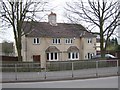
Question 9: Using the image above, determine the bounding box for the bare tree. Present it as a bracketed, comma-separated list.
[0, 0, 48, 61]
[65, 0, 120, 57]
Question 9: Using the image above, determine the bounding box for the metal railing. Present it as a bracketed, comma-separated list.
[1, 59, 119, 82]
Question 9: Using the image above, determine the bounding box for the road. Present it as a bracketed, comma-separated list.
[2, 76, 118, 88]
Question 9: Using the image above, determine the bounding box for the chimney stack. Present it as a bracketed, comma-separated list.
[48, 12, 57, 26]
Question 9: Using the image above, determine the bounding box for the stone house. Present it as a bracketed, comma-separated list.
[21, 12, 96, 67]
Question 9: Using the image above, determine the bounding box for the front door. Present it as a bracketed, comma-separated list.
[33, 55, 41, 62]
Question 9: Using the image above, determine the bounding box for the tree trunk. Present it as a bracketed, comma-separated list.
[18, 31, 22, 61]
[100, 19, 105, 58]
[16, 35, 22, 61]
[18, 47, 22, 61]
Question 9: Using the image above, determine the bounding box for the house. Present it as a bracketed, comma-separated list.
[96, 38, 105, 54]
[22, 12, 96, 67]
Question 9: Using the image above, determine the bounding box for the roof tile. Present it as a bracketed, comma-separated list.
[23, 22, 96, 38]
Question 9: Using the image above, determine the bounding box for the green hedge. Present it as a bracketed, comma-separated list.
[47, 60, 117, 71]
[2, 60, 118, 72]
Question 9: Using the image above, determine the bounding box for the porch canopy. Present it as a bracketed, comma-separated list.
[45, 46, 60, 53]
[67, 46, 79, 52]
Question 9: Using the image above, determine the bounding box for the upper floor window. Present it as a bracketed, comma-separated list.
[33, 38, 40, 44]
[52, 38, 61, 44]
[88, 38, 92, 44]
[65, 38, 73, 44]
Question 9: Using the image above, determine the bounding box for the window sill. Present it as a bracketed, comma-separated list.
[33, 43, 40, 45]
[68, 59, 79, 60]
[48, 60, 59, 61]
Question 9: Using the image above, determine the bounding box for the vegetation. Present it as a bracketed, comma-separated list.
[117, 45, 120, 50]
[0, 0, 48, 61]
[2, 61, 42, 72]
[47, 60, 117, 71]
[106, 37, 119, 51]
[65, 0, 120, 57]
[2, 60, 117, 72]
[2, 41, 14, 56]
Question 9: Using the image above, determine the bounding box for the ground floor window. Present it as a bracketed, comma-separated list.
[68, 52, 79, 60]
[87, 53, 94, 59]
[47, 52, 59, 61]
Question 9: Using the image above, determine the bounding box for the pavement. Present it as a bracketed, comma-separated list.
[2, 67, 118, 82]
[2, 76, 119, 88]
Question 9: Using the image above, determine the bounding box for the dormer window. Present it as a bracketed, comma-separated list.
[33, 38, 40, 44]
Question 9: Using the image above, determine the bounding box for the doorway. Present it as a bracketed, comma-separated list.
[33, 55, 41, 62]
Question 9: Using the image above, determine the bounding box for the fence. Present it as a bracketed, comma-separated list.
[1, 59, 119, 82]
[0, 56, 18, 62]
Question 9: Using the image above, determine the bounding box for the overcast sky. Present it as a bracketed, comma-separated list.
[1, 0, 81, 42]
[0, 0, 72, 42]
[0, 0, 119, 43]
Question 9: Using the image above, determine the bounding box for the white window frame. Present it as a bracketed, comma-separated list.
[52, 38, 61, 44]
[47, 52, 59, 61]
[87, 53, 94, 59]
[87, 38, 92, 44]
[33, 38, 40, 44]
[65, 38, 73, 44]
[68, 52, 79, 60]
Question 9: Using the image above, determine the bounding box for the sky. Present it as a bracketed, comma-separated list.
[0, 0, 72, 42]
[0, 0, 119, 43]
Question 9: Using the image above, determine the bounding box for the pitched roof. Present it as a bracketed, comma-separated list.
[45, 46, 60, 53]
[23, 22, 96, 38]
[67, 46, 79, 52]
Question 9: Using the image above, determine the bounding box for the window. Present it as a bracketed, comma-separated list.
[88, 38, 92, 44]
[33, 38, 40, 44]
[88, 53, 90, 59]
[87, 53, 94, 59]
[51, 53, 53, 60]
[65, 38, 73, 44]
[47, 53, 49, 60]
[55, 53, 57, 59]
[52, 38, 61, 44]
[47, 52, 59, 61]
[68, 52, 79, 60]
